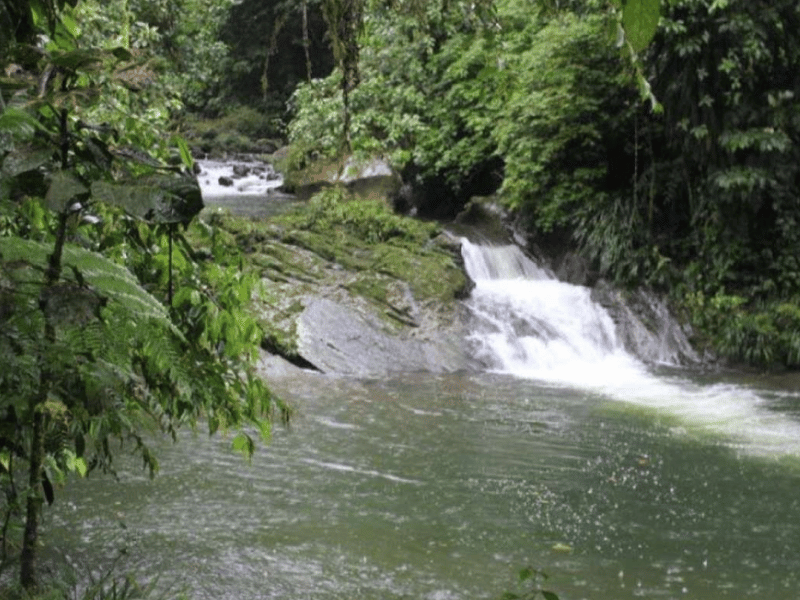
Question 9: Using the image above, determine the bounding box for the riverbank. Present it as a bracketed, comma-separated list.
[190, 185, 472, 376]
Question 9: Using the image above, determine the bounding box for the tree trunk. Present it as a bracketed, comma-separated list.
[302, 0, 312, 82]
[20, 108, 71, 591]
[322, 0, 363, 154]
[19, 410, 45, 590]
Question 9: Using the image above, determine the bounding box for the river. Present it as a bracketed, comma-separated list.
[42, 180, 800, 600]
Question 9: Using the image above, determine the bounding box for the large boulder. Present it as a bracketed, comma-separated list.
[280, 155, 402, 200]
[295, 298, 469, 376]
[591, 282, 699, 365]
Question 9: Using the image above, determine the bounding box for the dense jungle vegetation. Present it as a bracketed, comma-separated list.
[1, 0, 799, 596]
[281, 0, 800, 369]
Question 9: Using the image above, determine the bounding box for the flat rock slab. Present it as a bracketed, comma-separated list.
[296, 298, 468, 376]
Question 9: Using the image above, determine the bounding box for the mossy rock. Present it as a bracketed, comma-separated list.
[188, 187, 470, 373]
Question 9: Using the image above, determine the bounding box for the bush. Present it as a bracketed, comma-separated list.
[287, 186, 438, 245]
[682, 291, 800, 368]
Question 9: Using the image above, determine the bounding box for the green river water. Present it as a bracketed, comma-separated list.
[45, 369, 800, 600]
[39, 180, 800, 599]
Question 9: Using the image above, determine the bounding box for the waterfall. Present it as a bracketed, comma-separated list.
[461, 239, 642, 385]
[461, 239, 800, 457]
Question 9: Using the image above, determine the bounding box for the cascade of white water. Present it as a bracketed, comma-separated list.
[462, 239, 642, 385]
[461, 238, 800, 457]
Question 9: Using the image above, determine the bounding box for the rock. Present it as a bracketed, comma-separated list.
[591, 281, 699, 365]
[454, 196, 512, 243]
[295, 298, 469, 376]
[280, 155, 402, 200]
[552, 251, 592, 287]
[218, 176, 234, 187]
[255, 139, 279, 154]
[232, 164, 251, 177]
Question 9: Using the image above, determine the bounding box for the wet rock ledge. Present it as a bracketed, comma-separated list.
[192, 187, 474, 378]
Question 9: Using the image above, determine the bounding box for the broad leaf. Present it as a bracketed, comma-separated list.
[0, 107, 45, 139]
[45, 170, 87, 212]
[622, 0, 660, 53]
[92, 174, 203, 224]
[0, 237, 173, 326]
[1, 144, 53, 176]
[49, 48, 105, 71]
[111, 47, 133, 61]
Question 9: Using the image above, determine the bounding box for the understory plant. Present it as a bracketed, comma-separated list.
[1, 0, 284, 590]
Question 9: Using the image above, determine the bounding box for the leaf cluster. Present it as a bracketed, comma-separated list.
[1, 0, 283, 586]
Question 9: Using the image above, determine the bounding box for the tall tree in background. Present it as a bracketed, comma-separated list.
[320, 0, 364, 153]
[221, 0, 333, 110]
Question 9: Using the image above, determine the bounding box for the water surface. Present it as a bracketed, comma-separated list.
[47, 370, 800, 600]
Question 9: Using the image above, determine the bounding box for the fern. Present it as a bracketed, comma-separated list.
[0, 237, 173, 327]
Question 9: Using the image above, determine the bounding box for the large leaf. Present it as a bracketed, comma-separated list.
[0, 237, 173, 326]
[1, 144, 53, 176]
[92, 174, 204, 224]
[622, 0, 660, 53]
[45, 170, 87, 212]
[48, 48, 105, 71]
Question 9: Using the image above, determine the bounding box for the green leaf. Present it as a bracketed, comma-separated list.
[111, 47, 133, 61]
[2, 145, 52, 176]
[171, 135, 195, 170]
[49, 48, 105, 71]
[0, 237, 174, 326]
[42, 471, 54, 505]
[0, 107, 46, 138]
[622, 0, 661, 53]
[92, 174, 203, 224]
[45, 170, 87, 212]
[541, 592, 560, 600]
[67, 454, 88, 477]
[518, 567, 535, 582]
[232, 432, 255, 459]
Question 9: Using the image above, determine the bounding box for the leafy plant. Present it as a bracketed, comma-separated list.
[1, 1, 282, 591]
[498, 567, 560, 600]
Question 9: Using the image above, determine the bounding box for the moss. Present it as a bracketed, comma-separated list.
[181, 106, 282, 156]
[187, 187, 468, 364]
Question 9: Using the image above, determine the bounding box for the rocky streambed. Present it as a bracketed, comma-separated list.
[195, 158, 699, 381]
[195, 186, 475, 378]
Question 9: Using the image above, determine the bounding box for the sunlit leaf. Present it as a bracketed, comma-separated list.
[232, 432, 255, 459]
[171, 135, 195, 170]
[622, 0, 661, 53]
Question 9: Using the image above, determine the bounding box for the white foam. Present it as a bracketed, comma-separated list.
[461, 239, 800, 457]
[197, 159, 283, 198]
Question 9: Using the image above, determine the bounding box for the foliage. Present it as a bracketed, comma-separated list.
[682, 291, 800, 368]
[1, 0, 282, 590]
[287, 0, 504, 202]
[219, 0, 334, 111]
[284, 185, 438, 245]
[498, 567, 559, 600]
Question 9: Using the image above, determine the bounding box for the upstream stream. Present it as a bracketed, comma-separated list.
[43, 170, 800, 599]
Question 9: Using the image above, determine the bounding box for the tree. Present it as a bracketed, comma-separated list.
[1, 1, 282, 590]
[220, 0, 334, 111]
[320, 0, 365, 153]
